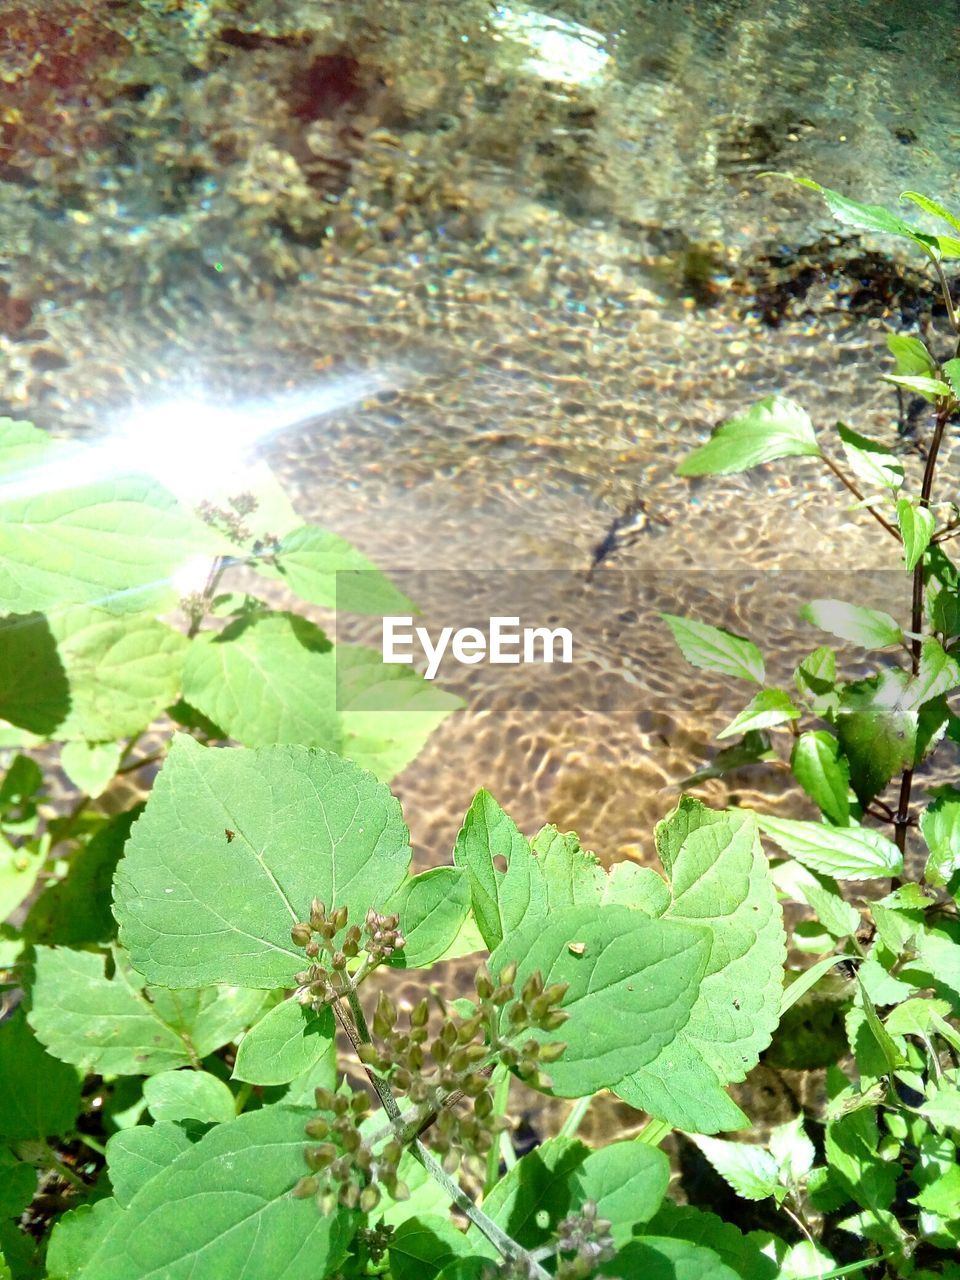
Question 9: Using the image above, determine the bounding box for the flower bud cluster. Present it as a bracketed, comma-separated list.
[292, 1085, 409, 1211]
[356, 963, 568, 1173]
[291, 900, 406, 1009]
[554, 1201, 616, 1278]
[196, 495, 255, 545]
[354, 1220, 395, 1263]
[475, 961, 569, 1091]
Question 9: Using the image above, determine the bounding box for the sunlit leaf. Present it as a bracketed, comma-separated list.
[677, 396, 820, 477]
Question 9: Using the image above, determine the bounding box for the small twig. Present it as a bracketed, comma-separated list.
[332, 993, 550, 1276]
[413, 1139, 552, 1280]
[43, 1143, 87, 1191]
[926, 251, 959, 333]
[115, 751, 165, 776]
[819, 453, 901, 540]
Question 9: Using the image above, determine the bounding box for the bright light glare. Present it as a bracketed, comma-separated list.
[170, 553, 216, 596]
[2, 372, 390, 504]
[490, 5, 610, 87]
[114, 373, 388, 499]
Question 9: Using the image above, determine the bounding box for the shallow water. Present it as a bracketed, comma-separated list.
[3, 0, 960, 862]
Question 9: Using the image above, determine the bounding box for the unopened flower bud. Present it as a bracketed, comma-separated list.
[539, 1040, 567, 1063]
[291, 923, 312, 947]
[475, 966, 494, 1000]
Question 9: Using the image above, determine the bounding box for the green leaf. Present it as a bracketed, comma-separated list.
[790, 731, 850, 826]
[919, 1085, 960, 1133]
[773, 175, 917, 238]
[837, 669, 916, 804]
[905, 637, 960, 710]
[336, 645, 462, 781]
[800, 599, 902, 648]
[453, 790, 547, 952]
[794, 646, 838, 718]
[757, 814, 903, 880]
[0, 833, 46, 922]
[769, 1116, 816, 1183]
[913, 1163, 960, 1216]
[23, 808, 140, 948]
[52, 609, 186, 741]
[143, 1070, 236, 1125]
[46, 1201, 122, 1280]
[0, 1009, 81, 1141]
[389, 1216, 471, 1280]
[615, 800, 786, 1133]
[921, 788, 960, 890]
[0, 1149, 36, 1219]
[771, 861, 860, 940]
[0, 608, 187, 741]
[601, 1237, 742, 1280]
[60, 742, 123, 799]
[232, 1001, 334, 1087]
[115, 737, 411, 987]
[886, 332, 937, 378]
[263, 524, 416, 615]
[644, 1202, 778, 1280]
[105, 1123, 195, 1207]
[717, 689, 799, 739]
[837, 423, 903, 494]
[532, 825, 607, 908]
[897, 499, 936, 572]
[943, 358, 960, 399]
[0, 443, 224, 616]
[78, 1106, 356, 1280]
[678, 731, 776, 788]
[0, 612, 68, 733]
[662, 615, 764, 683]
[573, 1141, 670, 1245]
[882, 373, 952, 402]
[385, 867, 471, 969]
[825, 1108, 897, 1214]
[676, 396, 820, 476]
[688, 1134, 779, 1200]
[478, 1137, 587, 1250]
[900, 191, 960, 235]
[478, 1136, 668, 1255]
[182, 611, 342, 750]
[491, 903, 711, 1096]
[779, 955, 851, 1017]
[28, 946, 268, 1076]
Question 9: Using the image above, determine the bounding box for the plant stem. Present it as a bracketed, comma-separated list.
[926, 251, 959, 333]
[894, 398, 954, 860]
[819, 453, 901, 540]
[484, 1065, 511, 1195]
[635, 1117, 672, 1147]
[333, 995, 549, 1277]
[558, 1095, 591, 1140]
[413, 1138, 552, 1280]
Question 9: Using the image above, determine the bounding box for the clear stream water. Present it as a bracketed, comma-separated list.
[2, 0, 960, 866]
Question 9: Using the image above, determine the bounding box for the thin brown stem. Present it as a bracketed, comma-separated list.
[927, 251, 959, 334]
[820, 453, 901, 540]
[894, 399, 954, 861]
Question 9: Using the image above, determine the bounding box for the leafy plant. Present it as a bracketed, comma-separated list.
[4, 181, 960, 1280]
[666, 177, 960, 1276]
